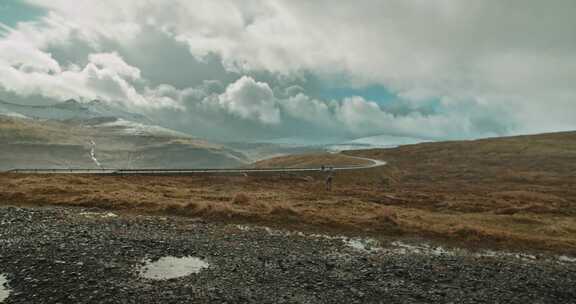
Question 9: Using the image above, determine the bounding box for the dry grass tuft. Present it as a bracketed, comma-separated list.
[494, 204, 559, 215]
[368, 207, 399, 226]
[269, 204, 300, 217]
[231, 193, 250, 205]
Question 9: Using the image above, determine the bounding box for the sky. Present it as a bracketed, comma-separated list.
[0, 0, 575, 143]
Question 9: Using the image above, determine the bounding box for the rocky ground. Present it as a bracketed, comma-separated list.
[1, 206, 576, 304]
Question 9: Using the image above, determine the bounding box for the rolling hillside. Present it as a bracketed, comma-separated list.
[0, 99, 249, 170]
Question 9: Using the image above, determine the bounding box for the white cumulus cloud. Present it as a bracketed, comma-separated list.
[217, 76, 280, 124]
[0, 0, 574, 142]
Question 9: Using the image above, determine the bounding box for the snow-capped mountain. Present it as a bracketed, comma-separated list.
[0, 99, 150, 123]
[0, 98, 189, 138]
[91, 118, 193, 138]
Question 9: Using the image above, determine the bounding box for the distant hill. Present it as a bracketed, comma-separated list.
[257, 130, 576, 188]
[346, 130, 576, 185]
[0, 99, 249, 170]
[325, 134, 429, 152]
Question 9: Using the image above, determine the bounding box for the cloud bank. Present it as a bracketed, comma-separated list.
[1, 0, 575, 142]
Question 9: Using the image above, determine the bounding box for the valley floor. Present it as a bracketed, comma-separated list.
[1, 131, 575, 254]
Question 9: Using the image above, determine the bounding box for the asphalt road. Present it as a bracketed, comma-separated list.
[5, 155, 387, 175]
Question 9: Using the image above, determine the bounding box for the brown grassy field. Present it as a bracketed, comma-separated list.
[1, 131, 576, 253]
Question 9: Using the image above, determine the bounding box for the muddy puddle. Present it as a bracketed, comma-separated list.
[138, 256, 209, 280]
[0, 274, 10, 303]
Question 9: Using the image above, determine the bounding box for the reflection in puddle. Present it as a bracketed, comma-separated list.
[0, 274, 10, 303]
[344, 238, 381, 252]
[342, 238, 576, 264]
[79, 212, 118, 218]
[139, 256, 209, 280]
[384, 241, 576, 264]
[479, 250, 536, 261]
[389, 241, 454, 256]
[558, 255, 576, 263]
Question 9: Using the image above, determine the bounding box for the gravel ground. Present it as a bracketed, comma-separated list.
[0, 206, 575, 304]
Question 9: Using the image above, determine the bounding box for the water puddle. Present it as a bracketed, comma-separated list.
[342, 238, 576, 264]
[79, 212, 118, 219]
[477, 250, 537, 261]
[385, 241, 576, 264]
[388, 241, 457, 256]
[344, 239, 451, 256]
[138, 256, 209, 280]
[234, 224, 576, 264]
[558, 255, 576, 263]
[0, 274, 11, 303]
[344, 238, 382, 252]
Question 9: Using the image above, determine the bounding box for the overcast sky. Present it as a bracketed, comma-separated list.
[1, 0, 575, 142]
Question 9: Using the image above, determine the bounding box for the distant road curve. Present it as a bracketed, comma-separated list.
[336, 155, 387, 170]
[5, 155, 387, 175]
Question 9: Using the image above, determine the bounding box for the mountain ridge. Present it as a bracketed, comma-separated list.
[0, 99, 250, 170]
[0, 98, 151, 123]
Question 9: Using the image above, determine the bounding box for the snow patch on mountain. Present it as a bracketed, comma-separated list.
[0, 108, 28, 119]
[0, 99, 149, 123]
[95, 119, 192, 138]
